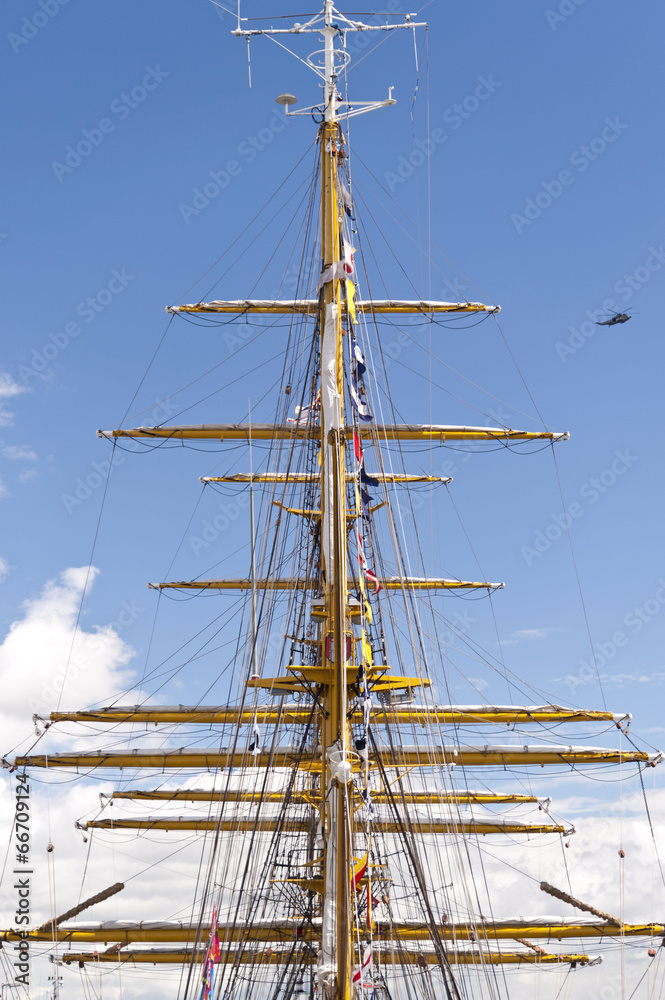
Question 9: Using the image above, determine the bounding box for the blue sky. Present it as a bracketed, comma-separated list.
[1, 1, 665, 997]
[2, 0, 664, 727]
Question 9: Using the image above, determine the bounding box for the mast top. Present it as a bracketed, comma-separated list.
[231, 2, 425, 123]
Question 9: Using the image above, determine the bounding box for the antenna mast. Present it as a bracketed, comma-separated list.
[231, 10, 426, 998]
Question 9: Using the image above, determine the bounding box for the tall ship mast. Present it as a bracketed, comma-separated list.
[2, 6, 663, 1000]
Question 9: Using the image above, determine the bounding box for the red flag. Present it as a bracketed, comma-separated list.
[357, 530, 367, 571]
[353, 432, 363, 463]
[365, 569, 382, 594]
[211, 906, 220, 961]
[343, 240, 355, 275]
[353, 945, 372, 985]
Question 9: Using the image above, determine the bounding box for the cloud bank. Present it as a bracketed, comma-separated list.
[0, 566, 135, 754]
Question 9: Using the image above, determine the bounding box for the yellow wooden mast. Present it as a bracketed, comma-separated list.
[84, 817, 574, 836]
[2, 919, 662, 945]
[97, 423, 568, 443]
[317, 7, 351, 996]
[14, 745, 658, 770]
[58, 949, 598, 967]
[104, 788, 543, 805]
[45, 705, 629, 725]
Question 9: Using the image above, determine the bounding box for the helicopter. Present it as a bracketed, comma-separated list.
[596, 310, 633, 326]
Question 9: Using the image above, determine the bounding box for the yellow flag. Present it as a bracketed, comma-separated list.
[352, 851, 368, 889]
[358, 570, 372, 623]
[347, 280, 357, 325]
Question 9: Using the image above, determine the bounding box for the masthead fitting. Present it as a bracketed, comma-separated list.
[276, 93, 297, 106]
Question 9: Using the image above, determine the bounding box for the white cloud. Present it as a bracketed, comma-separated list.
[0, 371, 29, 427]
[0, 372, 27, 400]
[467, 676, 489, 692]
[17, 468, 38, 482]
[0, 566, 205, 1000]
[0, 566, 136, 754]
[0, 572, 659, 1000]
[0, 557, 9, 582]
[503, 627, 567, 646]
[0, 772, 206, 1000]
[2, 444, 37, 461]
[465, 785, 665, 996]
[561, 670, 665, 689]
[0, 478, 9, 499]
[609, 672, 657, 684]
